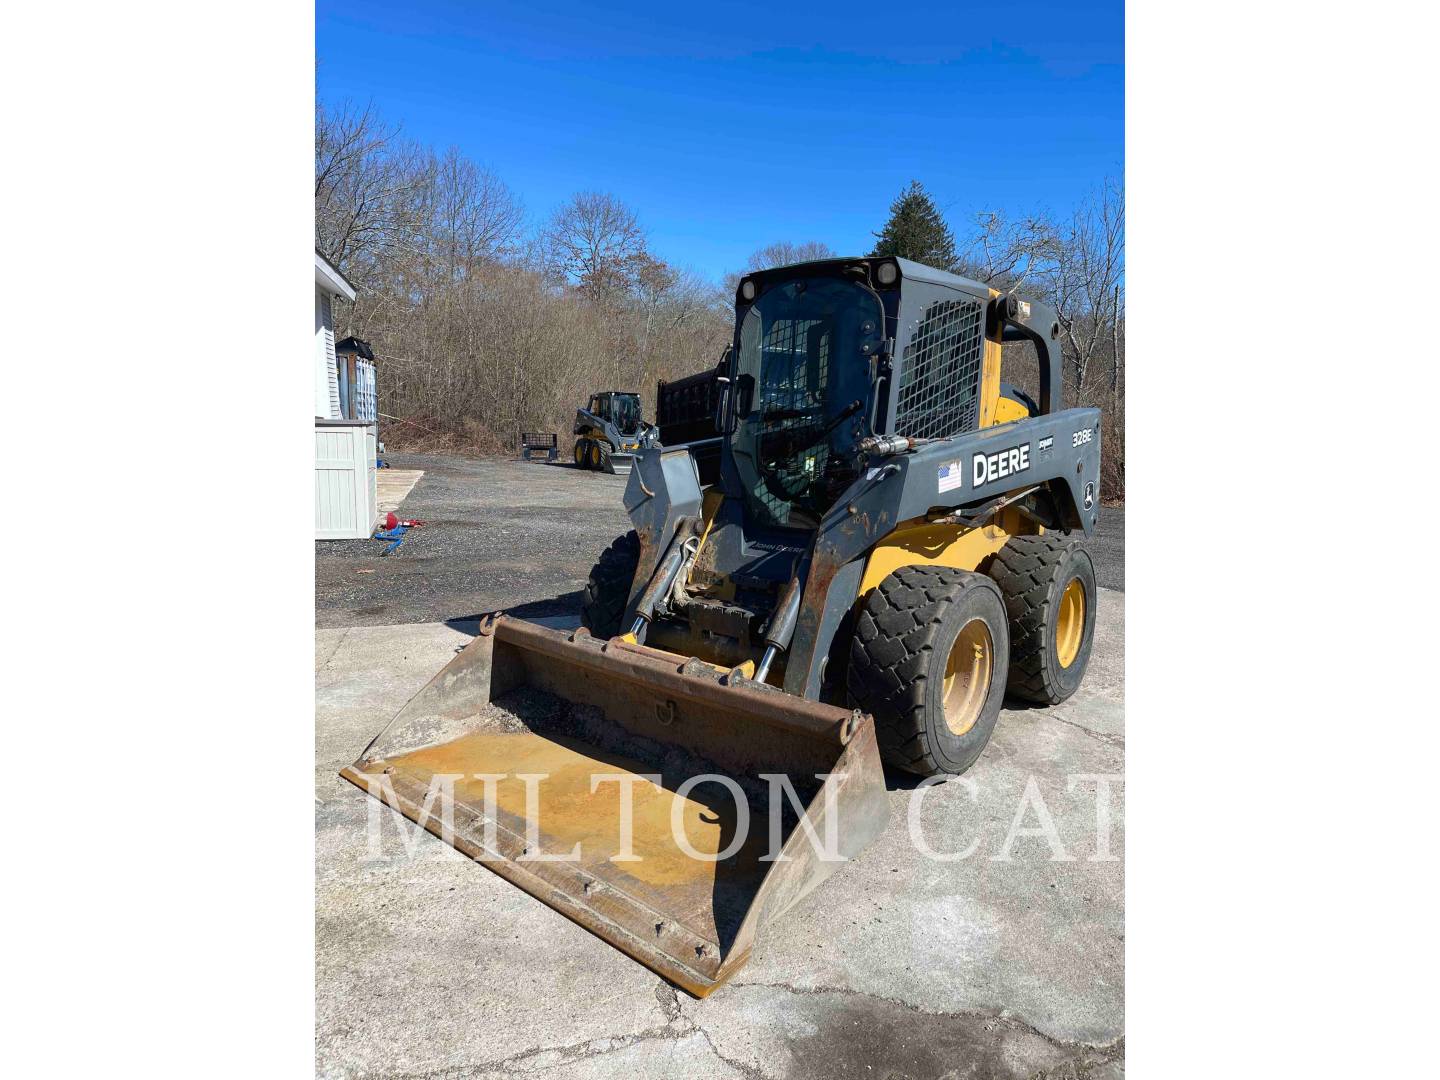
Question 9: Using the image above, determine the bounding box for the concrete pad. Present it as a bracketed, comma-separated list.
[374, 469, 425, 525]
[316, 591, 1125, 1077]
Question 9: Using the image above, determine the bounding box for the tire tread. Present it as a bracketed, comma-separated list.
[847, 565, 996, 775]
[986, 534, 1089, 704]
[580, 531, 640, 638]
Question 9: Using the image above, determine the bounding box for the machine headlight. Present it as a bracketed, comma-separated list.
[740, 279, 756, 301]
[875, 262, 898, 286]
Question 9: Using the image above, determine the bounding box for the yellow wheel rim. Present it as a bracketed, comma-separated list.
[943, 618, 994, 736]
[573, 442, 585, 465]
[1056, 578, 1086, 669]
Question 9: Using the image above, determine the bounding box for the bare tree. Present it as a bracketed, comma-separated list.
[1049, 177, 1125, 395]
[314, 99, 429, 285]
[721, 239, 836, 303]
[953, 179, 1124, 398]
[745, 240, 836, 269]
[543, 192, 647, 303]
[322, 125, 731, 453]
[956, 211, 1059, 293]
[953, 178, 1125, 499]
[427, 146, 524, 282]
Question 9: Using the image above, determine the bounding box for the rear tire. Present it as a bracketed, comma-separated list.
[581, 531, 641, 638]
[985, 535, 1097, 705]
[572, 439, 587, 467]
[847, 565, 1010, 777]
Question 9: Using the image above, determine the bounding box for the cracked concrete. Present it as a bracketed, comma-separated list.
[315, 460, 1124, 1078]
[316, 588, 1122, 1077]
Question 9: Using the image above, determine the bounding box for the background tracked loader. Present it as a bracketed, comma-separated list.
[343, 256, 1102, 996]
[571, 390, 660, 473]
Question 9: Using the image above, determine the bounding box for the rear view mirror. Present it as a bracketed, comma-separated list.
[713, 376, 732, 434]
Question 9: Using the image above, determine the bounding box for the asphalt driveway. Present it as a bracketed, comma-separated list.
[316, 453, 1124, 630]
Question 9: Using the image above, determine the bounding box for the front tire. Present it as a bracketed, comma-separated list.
[986, 535, 1097, 705]
[847, 566, 1010, 777]
[580, 531, 640, 638]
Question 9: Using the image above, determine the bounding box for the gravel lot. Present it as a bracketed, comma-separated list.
[316, 452, 1125, 629]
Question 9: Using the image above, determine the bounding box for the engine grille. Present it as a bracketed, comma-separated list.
[894, 297, 985, 439]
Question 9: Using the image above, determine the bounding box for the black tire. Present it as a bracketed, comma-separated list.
[572, 439, 587, 467]
[597, 442, 614, 474]
[985, 535, 1097, 705]
[580, 531, 641, 638]
[847, 566, 1010, 777]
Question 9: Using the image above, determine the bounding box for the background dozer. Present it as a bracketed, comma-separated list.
[571, 390, 660, 472]
[343, 256, 1101, 995]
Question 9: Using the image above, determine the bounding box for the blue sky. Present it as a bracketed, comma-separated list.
[316, 1, 1122, 282]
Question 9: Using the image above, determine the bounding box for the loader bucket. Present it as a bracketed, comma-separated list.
[340, 615, 890, 997]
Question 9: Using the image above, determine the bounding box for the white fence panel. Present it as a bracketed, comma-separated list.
[315, 420, 376, 539]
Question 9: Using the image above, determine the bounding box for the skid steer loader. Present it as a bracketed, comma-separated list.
[342, 256, 1101, 996]
[572, 390, 660, 473]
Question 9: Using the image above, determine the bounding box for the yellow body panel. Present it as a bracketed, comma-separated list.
[697, 489, 725, 545]
[978, 287, 1044, 430]
[993, 395, 1031, 424]
[978, 334, 1005, 428]
[859, 508, 1035, 596]
[978, 288, 1004, 428]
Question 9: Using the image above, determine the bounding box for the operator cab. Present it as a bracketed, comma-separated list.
[726, 274, 886, 530]
[589, 392, 644, 436]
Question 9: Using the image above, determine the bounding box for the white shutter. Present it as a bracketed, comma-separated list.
[323, 293, 341, 419]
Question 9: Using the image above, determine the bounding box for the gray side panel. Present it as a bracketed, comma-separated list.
[892, 257, 991, 299]
[785, 408, 1102, 697]
[892, 409, 1100, 528]
[574, 408, 625, 450]
[622, 448, 704, 621]
[784, 558, 863, 700]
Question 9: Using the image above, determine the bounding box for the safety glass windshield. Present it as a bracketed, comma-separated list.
[732, 277, 883, 529]
[614, 395, 641, 432]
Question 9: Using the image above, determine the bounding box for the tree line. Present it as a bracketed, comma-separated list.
[317, 100, 1123, 500]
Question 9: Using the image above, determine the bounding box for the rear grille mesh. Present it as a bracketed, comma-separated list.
[894, 298, 985, 439]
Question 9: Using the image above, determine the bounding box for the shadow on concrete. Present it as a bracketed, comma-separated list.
[444, 591, 586, 637]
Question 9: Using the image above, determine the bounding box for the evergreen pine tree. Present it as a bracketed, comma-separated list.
[870, 180, 958, 270]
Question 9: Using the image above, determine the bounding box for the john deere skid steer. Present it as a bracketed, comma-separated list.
[343, 256, 1101, 996]
[572, 390, 660, 473]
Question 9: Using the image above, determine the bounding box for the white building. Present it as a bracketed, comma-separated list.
[314, 251, 376, 539]
[315, 250, 357, 418]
